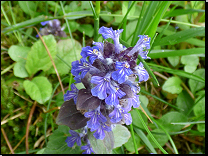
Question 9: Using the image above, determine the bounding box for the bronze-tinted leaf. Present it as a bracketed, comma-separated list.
[56, 99, 89, 130]
[76, 89, 101, 111]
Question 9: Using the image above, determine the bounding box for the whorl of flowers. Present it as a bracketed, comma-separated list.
[36, 19, 67, 38]
[60, 26, 151, 154]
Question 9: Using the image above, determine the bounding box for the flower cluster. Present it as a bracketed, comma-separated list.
[36, 19, 67, 38]
[58, 26, 151, 154]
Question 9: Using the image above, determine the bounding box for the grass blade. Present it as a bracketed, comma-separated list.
[154, 27, 205, 46]
[134, 128, 157, 154]
[148, 48, 205, 58]
[147, 62, 205, 83]
[164, 9, 205, 18]
[130, 124, 138, 154]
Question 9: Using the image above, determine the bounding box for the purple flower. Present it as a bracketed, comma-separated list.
[64, 83, 79, 104]
[74, 74, 81, 83]
[128, 93, 140, 110]
[81, 143, 94, 154]
[109, 105, 132, 125]
[81, 46, 104, 64]
[92, 41, 104, 53]
[99, 26, 123, 54]
[84, 106, 107, 131]
[41, 21, 49, 26]
[93, 122, 112, 140]
[71, 58, 91, 78]
[91, 74, 116, 100]
[65, 130, 81, 147]
[127, 35, 151, 57]
[112, 61, 133, 84]
[134, 62, 149, 82]
[105, 87, 126, 106]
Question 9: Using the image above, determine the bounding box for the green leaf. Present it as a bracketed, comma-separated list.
[176, 90, 194, 116]
[47, 39, 82, 75]
[188, 68, 205, 94]
[131, 109, 148, 130]
[162, 77, 183, 94]
[158, 111, 188, 132]
[181, 55, 199, 73]
[197, 123, 205, 133]
[149, 48, 205, 59]
[77, 24, 94, 37]
[139, 95, 149, 108]
[124, 133, 141, 152]
[8, 45, 30, 62]
[147, 129, 169, 148]
[148, 63, 205, 83]
[88, 131, 114, 154]
[193, 95, 205, 117]
[36, 148, 45, 154]
[8, 45, 30, 78]
[14, 62, 29, 78]
[18, 1, 36, 16]
[25, 35, 57, 76]
[43, 125, 82, 154]
[167, 56, 180, 67]
[175, 15, 190, 30]
[154, 27, 205, 46]
[23, 76, 52, 104]
[113, 124, 131, 149]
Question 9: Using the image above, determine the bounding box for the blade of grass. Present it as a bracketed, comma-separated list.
[140, 89, 182, 111]
[145, 1, 171, 39]
[134, 108, 168, 154]
[147, 62, 205, 82]
[118, 1, 136, 29]
[60, 1, 78, 61]
[152, 119, 179, 154]
[134, 128, 157, 154]
[8, 1, 24, 46]
[1, 5, 22, 45]
[154, 27, 205, 46]
[164, 9, 205, 18]
[148, 48, 205, 58]
[171, 121, 205, 125]
[130, 124, 139, 154]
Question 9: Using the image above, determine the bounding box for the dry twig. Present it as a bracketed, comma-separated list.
[1, 128, 14, 154]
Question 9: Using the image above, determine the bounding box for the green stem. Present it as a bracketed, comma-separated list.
[135, 108, 168, 154]
[1, 63, 15, 75]
[94, 1, 100, 42]
[152, 119, 179, 154]
[130, 124, 138, 154]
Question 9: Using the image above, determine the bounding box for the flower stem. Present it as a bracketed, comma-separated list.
[130, 123, 139, 154]
[94, 1, 100, 42]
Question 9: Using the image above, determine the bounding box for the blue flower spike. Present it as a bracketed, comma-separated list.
[58, 26, 152, 154]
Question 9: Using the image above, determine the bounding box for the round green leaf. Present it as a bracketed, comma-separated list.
[124, 133, 141, 152]
[47, 39, 82, 75]
[113, 124, 131, 148]
[131, 109, 148, 130]
[139, 95, 149, 108]
[188, 69, 205, 94]
[77, 24, 94, 37]
[147, 129, 169, 148]
[23, 76, 52, 104]
[8, 45, 30, 62]
[162, 76, 183, 94]
[25, 35, 57, 76]
[158, 111, 188, 132]
[167, 56, 180, 67]
[176, 90, 194, 116]
[197, 123, 205, 133]
[14, 62, 29, 78]
[193, 95, 205, 117]
[181, 55, 199, 73]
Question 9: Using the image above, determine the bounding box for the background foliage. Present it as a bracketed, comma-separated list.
[1, 1, 205, 154]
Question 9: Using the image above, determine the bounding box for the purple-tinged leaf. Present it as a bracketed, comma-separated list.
[56, 99, 89, 130]
[76, 89, 101, 110]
